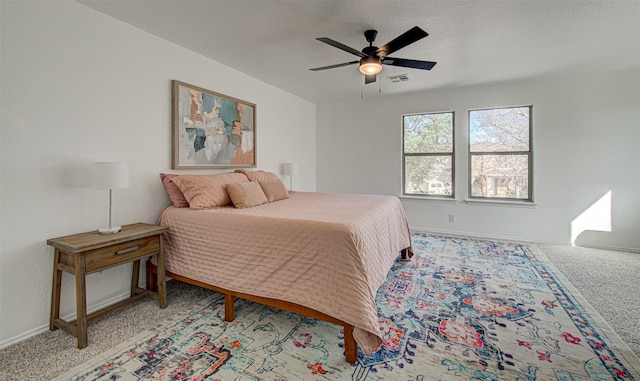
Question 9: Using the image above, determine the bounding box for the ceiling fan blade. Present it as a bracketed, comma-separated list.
[316, 37, 366, 57]
[383, 57, 437, 70]
[365, 74, 377, 84]
[309, 60, 359, 71]
[376, 26, 428, 57]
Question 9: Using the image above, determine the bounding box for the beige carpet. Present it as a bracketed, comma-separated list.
[0, 239, 638, 380]
[539, 242, 640, 356]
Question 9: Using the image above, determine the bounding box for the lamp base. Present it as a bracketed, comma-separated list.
[98, 226, 122, 234]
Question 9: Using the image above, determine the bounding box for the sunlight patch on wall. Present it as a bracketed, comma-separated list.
[570, 191, 612, 245]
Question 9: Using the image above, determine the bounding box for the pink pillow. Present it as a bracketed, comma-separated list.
[160, 173, 189, 208]
[171, 172, 249, 209]
[234, 169, 278, 182]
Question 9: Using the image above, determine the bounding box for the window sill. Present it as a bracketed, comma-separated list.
[399, 196, 537, 208]
[400, 196, 459, 204]
[464, 199, 538, 208]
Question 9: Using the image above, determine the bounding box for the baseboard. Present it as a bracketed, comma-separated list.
[0, 291, 131, 350]
[409, 227, 640, 253]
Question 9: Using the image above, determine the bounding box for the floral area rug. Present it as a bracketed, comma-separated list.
[56, 233, 639, 380]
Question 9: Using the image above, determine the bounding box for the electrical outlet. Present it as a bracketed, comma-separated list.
[449, 214, 455, 223]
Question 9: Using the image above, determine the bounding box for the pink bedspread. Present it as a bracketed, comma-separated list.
[158, 191, 413, 355]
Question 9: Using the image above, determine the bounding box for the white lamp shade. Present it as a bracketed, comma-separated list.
[92, 162, 129, 190]
[283, 162, 298, 176]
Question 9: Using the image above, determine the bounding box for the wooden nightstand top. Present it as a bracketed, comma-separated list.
[47, 223, 168, 254]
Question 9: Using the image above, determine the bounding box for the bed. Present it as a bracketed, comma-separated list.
[146, 171, 413, 363]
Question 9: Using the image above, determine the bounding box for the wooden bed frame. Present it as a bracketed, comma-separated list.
[146, 248, 410, 364]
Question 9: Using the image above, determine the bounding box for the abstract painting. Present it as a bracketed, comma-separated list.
[172, 80, 256, 169]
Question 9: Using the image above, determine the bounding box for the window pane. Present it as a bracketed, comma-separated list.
[470, 107, 529, 152]
[470, 154, 529, 199]
[404, 112, 453, 153]
[405, 155, 452, 195]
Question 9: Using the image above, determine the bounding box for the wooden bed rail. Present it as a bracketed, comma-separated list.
[146, 259, 358, 364]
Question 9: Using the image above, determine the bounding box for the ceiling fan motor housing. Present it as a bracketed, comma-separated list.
[362, 46, 379, 56]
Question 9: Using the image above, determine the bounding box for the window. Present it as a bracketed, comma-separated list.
[469, 106, 532, 201]
[402, 111, 454, 197]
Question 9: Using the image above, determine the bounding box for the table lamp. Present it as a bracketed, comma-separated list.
[283, 162, 298, 190]
[92, 162, 129, 234]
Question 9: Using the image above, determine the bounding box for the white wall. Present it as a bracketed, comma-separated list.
[317, 68, 640, 251]
[0, 1, 316, 347]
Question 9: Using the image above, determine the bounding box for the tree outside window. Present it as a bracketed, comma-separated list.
[469, 106, 532, 201]
[403, 112, 454, 197]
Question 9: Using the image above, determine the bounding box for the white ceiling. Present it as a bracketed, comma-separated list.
[79, 0, 640, 104]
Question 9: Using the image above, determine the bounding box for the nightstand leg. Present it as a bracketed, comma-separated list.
[156, 238, 167, 308]
[49, 249, 62, 331]
[131, 259, 141, 296]
[74, 253, 88, 349]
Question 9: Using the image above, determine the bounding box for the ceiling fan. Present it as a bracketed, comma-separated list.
[309, 26, 437, 84]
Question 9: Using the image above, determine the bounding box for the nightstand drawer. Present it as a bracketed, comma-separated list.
[83, 236, 160, 273]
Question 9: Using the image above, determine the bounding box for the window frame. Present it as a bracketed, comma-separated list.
[467, 105, 533, 202]
[401, 111, 455, 199]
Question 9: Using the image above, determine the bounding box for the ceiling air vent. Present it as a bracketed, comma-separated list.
[387, 74, 409, 83]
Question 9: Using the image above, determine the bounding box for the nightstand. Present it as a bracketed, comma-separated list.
[47, 222, 169, 348]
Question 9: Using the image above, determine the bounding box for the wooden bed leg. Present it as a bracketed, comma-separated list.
[146, 259, 158, 292]
[224, 294, 235, 322]
[343, 324, 357, 364]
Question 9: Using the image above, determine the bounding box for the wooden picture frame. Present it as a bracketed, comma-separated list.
[172, 80, 256, 169]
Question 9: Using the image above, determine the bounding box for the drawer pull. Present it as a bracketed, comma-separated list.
[115, 246, 139, 256]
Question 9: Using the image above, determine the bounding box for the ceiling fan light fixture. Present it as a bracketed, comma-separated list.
[359, 56, 382, 75]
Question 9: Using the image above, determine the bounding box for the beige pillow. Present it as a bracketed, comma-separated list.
[226, 182, 269, 208]
[259, 179, 289, 202]
[171, 172, 249, 209]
